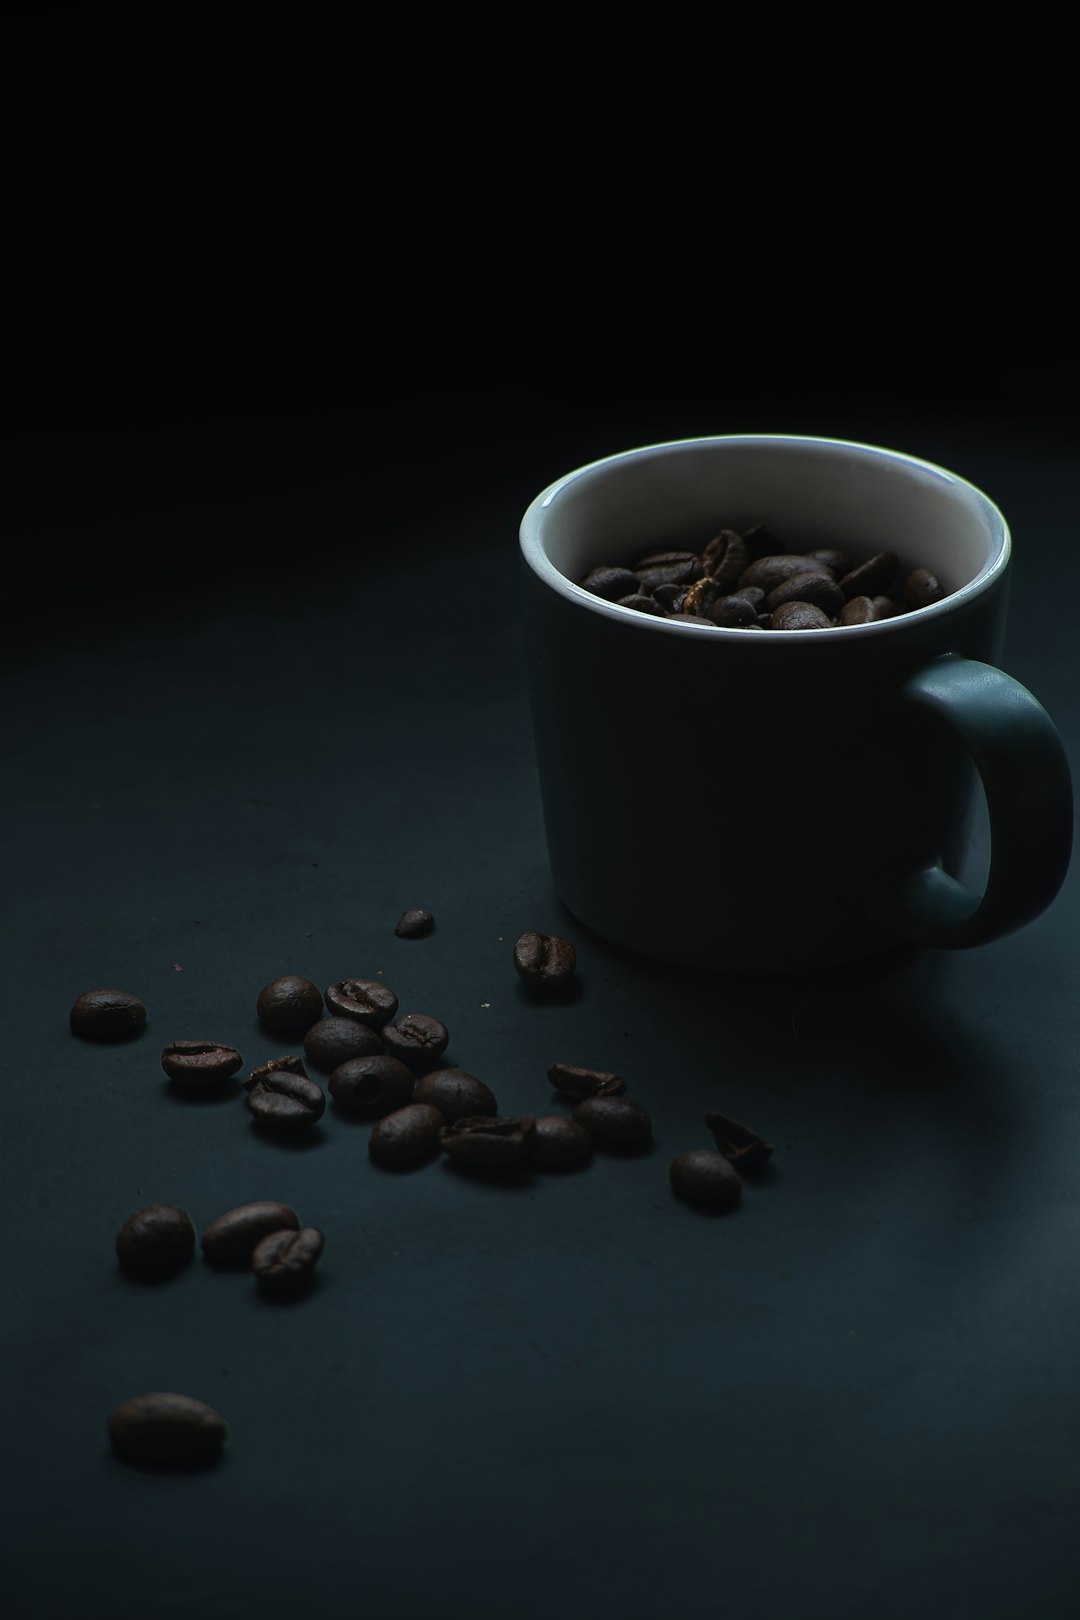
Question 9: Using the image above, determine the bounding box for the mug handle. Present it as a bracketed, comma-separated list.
[878, 652, 1073, 947]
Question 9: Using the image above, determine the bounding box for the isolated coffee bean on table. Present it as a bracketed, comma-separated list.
[531, 1116, 595, 1169]
[324, 978, 399, 1027]
[109, 1392, 226, 1467]
[547, 1062, 626, 1100]
[116, 1204, 196, 1280]
[256, 974, 324, 1035]
[244, 1057, 325, 1131]
[160, 1041, 243, 1086]
[202, 1202, 301, 1266]
[395, 908, 435, 938]
[369, 1103, 447, 1168]
[514, 932, 577, 990]
[572, 1096, 654, 1153]
[328, 1054, 415, 1118]
[304, 1016, 385, 1073]
[70, 989, 146, 1041]
[669, 1150, 743, 1211]
[413, 1068, 498, 1122]
[380, 1014, 450, 1073]
[251, 1227, 325, 1296]
[439, 1115, 536, 1175]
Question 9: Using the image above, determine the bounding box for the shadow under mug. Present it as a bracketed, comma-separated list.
[519, 435, 1073, 973]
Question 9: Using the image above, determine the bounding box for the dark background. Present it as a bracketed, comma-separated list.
[4, 6, 1080, 1620]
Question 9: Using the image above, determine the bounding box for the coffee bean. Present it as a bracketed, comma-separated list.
[303, 1016, 385, 1074]
[872, 595, 898, 617]
[650, 583, 684, 611]
[616, 592, 667, 616]
[631, 549, 701, 589]
[251, 1227, 324, 1296]
[547, 1062, 626, 1100]
[439, 1115, 536, 1175]
[739, 554, 833, 592]
[395, 908, 435, 938]
[704, 1109, 774, 1170]
[700, 529, 749, 593]
[116, 1204, 196, 1280]
[765, 571, 844, 616]
[572, 1096, 653, 1153]
[513, 931, 577, 990]
[740, 523, 781, 559]
[380, 1014, 450, 1073]
[838, 550, 898, 601]
[244, 1058, 325, 1131]
[704, 593, 759, 628]
[665, 613, 719, 626]
[256, 974, 323, 1035]
[108, 1392, 226, 1467]
[328, 1054, 415, 1118]
[160, 1041, 243, 1086]
[770, 601, 832, 631]
[324, 978, 399, 1027]
[669, 1150, 743, 1211]
[202, 1202, 301, 1266]
[839, 594, 886, 625]
[531, 1116, 595, 1169]
[579, 566, 642, 602]
[804, 547, 850, 576]
[70, 989, 146, 1041]
[413, 1068, 498, 1122]
[369, 1103, 447, 1168]
[904, 568, 945, 609]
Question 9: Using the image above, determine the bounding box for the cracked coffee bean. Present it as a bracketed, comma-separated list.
[547, 1062, 626, 1100]
[705, 1109, 774, 1170]
[380, 1014, 450, 1073]
[109, 1393, 226, 1467]
[369, 1103, 447, 1168]
[572, 1096, 654, 1153]
[303, 1016, 384, 1073]
[669, 1150, 743, 1211]
[324, 978, 399, 1027]
[395, 908, 435, 938]
[202, 1202, 300, 1266]
[251, 1226, 324, 1296]
[244, 1057, 325, 1131]
[160, 1041, 243, 1086]
[116, 1204, 196, 1280]
[531, 1116, 595, 1169]
[413, 1068, 498, 1122]
[70, 989, 146, 1041]
[328, 1054, 415, 1118]
[256, 974, 324, 1035]
[513, 931, 577, 990]
[439, 1115, 536, 1175]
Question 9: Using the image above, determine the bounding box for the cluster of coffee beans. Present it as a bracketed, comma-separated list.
[578, 523, 947, 631]
[115, 1199, 324, 1295]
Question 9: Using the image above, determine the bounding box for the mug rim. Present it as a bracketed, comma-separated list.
[519, 434, 1011, 642]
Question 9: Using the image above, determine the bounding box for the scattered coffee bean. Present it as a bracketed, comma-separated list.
[765, 571, 844, 616]
[413, 1068, 498, 1121]
[395, 908, 435, 938]
[369, 1103, 447, 1168]
[70, 989, 146, 1041]
[251, 1226, 324, 1296]
[328, 1054, 415, 1117]
[380, 1014, 450, 1073]
[303, 1016, 384, 1073]
[572, 1096, 654, 1153]
[838, 550, 898, 601]
[202, 1202, 301, 1266]
[513, 931, 577, 990]
[108, 1392, 226, 1467]
[770, 601, 832, 631]
[547, 1062, 626, 1100]
[531, 1116, 595, 1169]
[116, 1204, 196, 1280]
[256, 974, 323, 1035]
[904, 567, 945, 609]
[244, 1058, 325, 1131]
[439, 1115, 536, 1175]
[669, 1150, 743, 1211]
[324, 978, 399, 1027]
[160, 1041, 243, 1086]
[705, 1109, 774, 1170]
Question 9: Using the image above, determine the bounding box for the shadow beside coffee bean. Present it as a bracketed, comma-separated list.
[579, 523, 945, 630]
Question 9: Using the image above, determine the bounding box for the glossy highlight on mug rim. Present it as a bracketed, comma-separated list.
[520, 434, 1011, 642]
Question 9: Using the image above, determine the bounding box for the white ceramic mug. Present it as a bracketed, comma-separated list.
[519, 435, 1073, 973]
